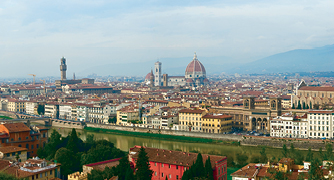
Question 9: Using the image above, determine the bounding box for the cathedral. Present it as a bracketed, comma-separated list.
[145, 52, 209, 87]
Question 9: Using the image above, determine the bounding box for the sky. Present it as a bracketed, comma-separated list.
[0, 0, 334, 77]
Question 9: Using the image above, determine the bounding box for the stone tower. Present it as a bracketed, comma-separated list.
[154, 61, 162, 86]
[243, 96, 255, 110]
[60, 57, 67, 80]
[150, 69, 154, 88]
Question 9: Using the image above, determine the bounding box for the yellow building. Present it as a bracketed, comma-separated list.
[68, 172, 88, 180]
[7, 99, 25, 113]
[202, 114, 233, 134]
[116, 109, 140, 125]
[0, 146, 28, 162]
[178, 109, 207, 132]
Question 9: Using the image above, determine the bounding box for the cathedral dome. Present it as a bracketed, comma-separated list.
[145, 72, 152, 80]
[185, 52, 206, 78]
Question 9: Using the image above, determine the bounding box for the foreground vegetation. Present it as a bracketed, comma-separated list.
[37, 129, 124, 178]
[0, 115, 13, 119]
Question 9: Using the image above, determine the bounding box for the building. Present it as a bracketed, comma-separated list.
[0, 157, 61, 180]
[129, 146, 227, 180]
[270, 113, 308, 138]
[45, 103, 59, 119]
[7, 99, 25, 113]
[230, 158, 330, 180]
[116, 108, 140, 125]
[59, 104, 72, 120]
[0, 123, 49, 157]
[25, 101, 38, 115]
[82, 158, 121, 174]
[307, 110, 334, 139]
[0, 146, 28, 162]
[292, 80, 334, 109]
[155, 61, 162, 86]
[178, 109, 207, 132]
[201, 114, 233, 134]
[144, 52, 208, 87]
[60, 56, 67, 80]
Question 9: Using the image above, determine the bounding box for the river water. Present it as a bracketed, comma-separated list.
[51, 127, 301, 160]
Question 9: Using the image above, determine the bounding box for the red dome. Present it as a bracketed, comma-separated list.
[145, 72, 152, 80]
[185, 53, 206, 74]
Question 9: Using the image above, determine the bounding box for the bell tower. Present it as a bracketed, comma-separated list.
[243, 96, 255, 110]
[270, 97, 282, 116]
[60, 57, 67, 80]
[154, 61, 162, 86]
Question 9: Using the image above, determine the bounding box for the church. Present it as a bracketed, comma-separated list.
[145, 52, 209, 87]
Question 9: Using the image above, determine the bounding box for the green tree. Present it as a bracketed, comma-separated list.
[306, 104, 309, 109]
[87, 169, 104, 180]
[115, 155, 131, 180]
[81, 144, 124, 166]
[125, 166, 135, 180]
[227, 155, 235, 167]
[37, 129, 63, 159]
[325, 143, 333, 161]
[310, 102, 312, 109]
[37, 104, 45, 115]
[250, 155, 260, 163]
[302, 102, 306, 109]
[135, 147, 153, 180]
[55, 147, 76, 177]
[259, 147, 268, 163]
[292, 103, 295, 109]
[305, 147, 313, 162]
[297, 101, 301, 109]
[282, 144, 288, 158]
[308, 157, 325, 180]
[108, 117, 117, 124]
[204, 157, 214, 180]
[66, 128, 81, 153]
[236, 153, 248, 168]
[194, 153, 205, 177]
[289, 143, 295, 158]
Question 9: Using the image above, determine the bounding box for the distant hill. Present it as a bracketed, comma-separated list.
[231, 44, 334, 74]
[78, 44, 334, 77]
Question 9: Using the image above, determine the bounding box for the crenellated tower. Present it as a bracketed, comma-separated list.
[60, 57, 67, 80]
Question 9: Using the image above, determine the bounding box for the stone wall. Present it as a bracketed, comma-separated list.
[51, 119, 85, 129]
[86, 123, 243, 141]
[241, 136, 333, 150]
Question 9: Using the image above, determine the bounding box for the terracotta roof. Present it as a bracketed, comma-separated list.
[0, 146, 28, 154]
[308, 110, 334, 114]
[299, 86, 334, 91]
[130, 146, 226, 168]
[202, 114, 232, 119]
[230, 163, 258, 178]
[1, 123, 31, 132]
[179, 109, 205, 114]
[84, 158, 121, 171]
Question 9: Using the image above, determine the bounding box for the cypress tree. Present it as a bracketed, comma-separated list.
[125, 166, 134, 180]
[135, 147, 153, 180]
[306, 104, 309, 109]
[117, 155, 131, 180]
[305, 147, 313, 162]
[204, 157, 214, 180]
[292, 103, 295, 109]
[297, 101, 302, 109]
[310, 102, 312, 109]
[66, 128, 79, 153]
[282, 144, 288, 158]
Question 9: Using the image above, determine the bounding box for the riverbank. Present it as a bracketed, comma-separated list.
[84, 127, 240, 145]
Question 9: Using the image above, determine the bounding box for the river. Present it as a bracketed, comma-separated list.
[52, 127, 311, 161]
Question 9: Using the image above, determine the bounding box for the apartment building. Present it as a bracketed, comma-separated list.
[129, 146, 227, 180]
[307, 110, 334, 139]
[25, 101, 38, 115]
[59, 104, 72, 120]
[45, 103, 59, 119]
[7, 99, 25, 113]
[178, 109, 207, 132]
[0, 146, 28, 162]
[202, 114, 233, 134]
[116, 108, 140, 125]
[0, 123, 48, 157]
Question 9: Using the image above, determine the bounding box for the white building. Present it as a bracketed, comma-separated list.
[77, 104, 88, 122]
[308, 110, 334, 139]
[25, 101, 38, 115]
[270, 113, 307, 138]
[44, 103, 59, 119]
[59, 104, 72, 120]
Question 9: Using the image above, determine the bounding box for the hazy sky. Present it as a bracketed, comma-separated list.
[1, 0, 334, 77]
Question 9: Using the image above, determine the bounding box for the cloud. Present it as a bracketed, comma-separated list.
[0, 0, 334, 77]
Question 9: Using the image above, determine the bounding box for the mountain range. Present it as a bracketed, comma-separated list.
[78, 44, 334, 77]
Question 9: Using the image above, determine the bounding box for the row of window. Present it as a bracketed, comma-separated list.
[31, 170, 53, 180]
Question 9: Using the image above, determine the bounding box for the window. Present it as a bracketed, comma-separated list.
[18, 151, 21, 155]
[12, 152, 15, 156]
[162, 164, 164, 167]
[40, 173, 42, 178]
[169, 174, 172, 179]
[31, 145, 34, 149]
[176, 165, 178, 169]
[50, 170, 52, 175]
[11, 138, 14, 141]
[162, 173, 164, 177]
[176, 175, 179, 180]
[155, 163, 157, 166]
[169, 164, 171, 168]
[36, 174, 38, 179]
[26, 144, 29, 149]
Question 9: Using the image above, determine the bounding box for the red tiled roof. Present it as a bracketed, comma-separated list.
[130, 146, 225, 168]
[179, 109, 205, 114]
[2, 123, 31, 132]
[0, 146, 28, 154]
[202, 114, 232, 119]
[299, 86, 334, 91]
